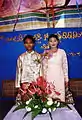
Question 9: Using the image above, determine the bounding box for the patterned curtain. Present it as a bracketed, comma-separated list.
[0, 0, 66, 17]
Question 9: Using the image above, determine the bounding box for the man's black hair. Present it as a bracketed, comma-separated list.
[23, 35, 35, 43]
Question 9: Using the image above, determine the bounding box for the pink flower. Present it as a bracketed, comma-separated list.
[43, 50, 53, 59]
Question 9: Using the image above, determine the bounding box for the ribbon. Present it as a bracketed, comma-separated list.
[76, 0, 81, 18]
[13, 0, 22, 31]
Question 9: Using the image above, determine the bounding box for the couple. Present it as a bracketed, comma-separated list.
[4, 34, 82, 120]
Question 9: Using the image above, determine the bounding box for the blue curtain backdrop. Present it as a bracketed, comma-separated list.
[0, 28, 82, 87]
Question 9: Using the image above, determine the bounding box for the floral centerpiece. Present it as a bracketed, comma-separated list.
[14, 76, 71, 120]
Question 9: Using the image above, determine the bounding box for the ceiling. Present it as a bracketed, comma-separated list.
[0, 0, 82, 17]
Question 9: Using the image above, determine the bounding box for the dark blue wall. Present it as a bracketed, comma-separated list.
[0, 28, 82, 87]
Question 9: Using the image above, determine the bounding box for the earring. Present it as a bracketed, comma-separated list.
[47, 44, 50, 49]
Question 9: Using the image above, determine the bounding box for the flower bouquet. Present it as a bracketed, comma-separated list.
[14, 76, 72, 120]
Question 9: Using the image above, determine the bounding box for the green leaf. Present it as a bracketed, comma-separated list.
[13, 104, 26, 112]
[32, 109, 42, 120]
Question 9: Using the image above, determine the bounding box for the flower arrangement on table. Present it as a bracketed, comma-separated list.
[14, 76, 71, 120]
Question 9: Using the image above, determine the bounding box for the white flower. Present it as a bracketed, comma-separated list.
[53, 107, 56, 111]
[48, 108, 52, 112]
[26, 101, 30, 105]
[34, 105, 38, 109]
[54, 101, 57, 104]
[47, 99, 53, 106]
[57, 102, 60, 107]
[25, 106, 31, 112]
[32, 54, 38, 61]
[26, 99, 32, 105]
[47, 98, 53, 101]
[42, 108, 47, 113]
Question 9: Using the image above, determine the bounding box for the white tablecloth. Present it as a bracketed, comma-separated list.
[4, 104, 82, 120]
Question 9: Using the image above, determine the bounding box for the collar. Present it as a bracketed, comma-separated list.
[26, 50, 35, 55]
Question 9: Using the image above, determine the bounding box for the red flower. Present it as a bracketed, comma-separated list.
[28, 83, 36, 95]
[21, 83, 29, 90]
[36, 76, 47, 89]
[54, 91, 61, 96]
[42, 97, 47, 102]
[19, 76, 60, 101]
[36, 88, 43, 95]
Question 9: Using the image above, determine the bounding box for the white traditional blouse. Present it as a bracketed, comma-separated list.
[15, 51, 41, 88]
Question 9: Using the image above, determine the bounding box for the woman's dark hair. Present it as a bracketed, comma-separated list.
[23, 35, 35, 44]
[48, 34, 59, 42]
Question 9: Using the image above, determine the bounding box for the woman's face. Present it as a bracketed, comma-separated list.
[24, 38, 34, 51]
[48, 37, 58, 49]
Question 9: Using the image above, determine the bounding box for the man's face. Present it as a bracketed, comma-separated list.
[24, 38, 34, 51]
